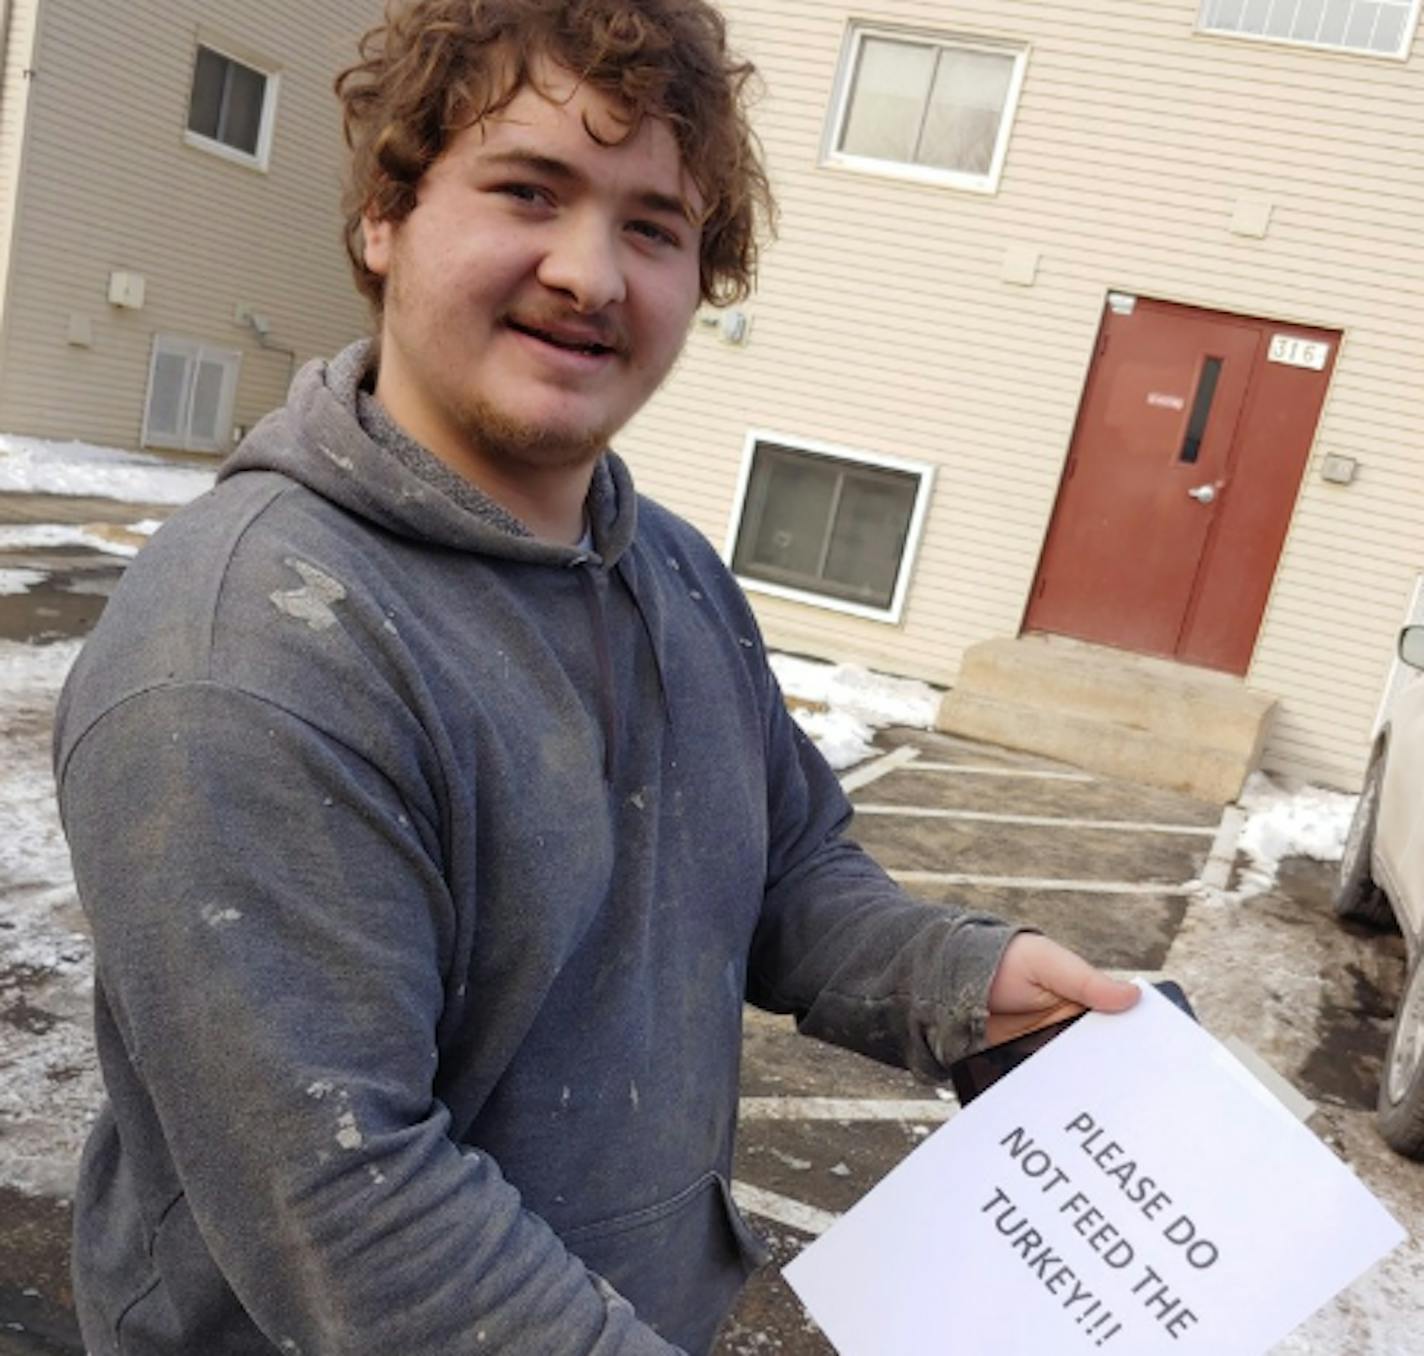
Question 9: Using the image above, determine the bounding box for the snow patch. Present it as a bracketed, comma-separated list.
[0, 567, 46, 596]
[1195, 772, 1357, 904]
[0, 638, 100, 1194]
[0, 640, 82, 915]
[0, 433, 215, 503]
[770, 654, 941, 771]
[791, 707, 877, 772]
[0, 523, 147, 558]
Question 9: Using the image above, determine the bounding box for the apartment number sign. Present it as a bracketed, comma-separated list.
[1268, 334, 1330, 370]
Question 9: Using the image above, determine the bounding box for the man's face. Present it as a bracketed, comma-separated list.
[362, 61, 704, 473]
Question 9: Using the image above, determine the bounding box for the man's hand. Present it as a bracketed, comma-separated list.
[985, 933, 1139, 1046]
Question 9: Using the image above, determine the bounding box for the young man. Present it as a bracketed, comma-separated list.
[56, 2, 1136, 1352]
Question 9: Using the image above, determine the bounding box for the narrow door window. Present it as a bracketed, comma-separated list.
[1179, 357, 1223, 465]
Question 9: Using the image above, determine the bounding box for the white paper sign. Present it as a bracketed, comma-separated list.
[784, 984, 1406, 1356]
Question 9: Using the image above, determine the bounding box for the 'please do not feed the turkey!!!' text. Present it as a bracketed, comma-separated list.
[982, 1111, 1222, 1347]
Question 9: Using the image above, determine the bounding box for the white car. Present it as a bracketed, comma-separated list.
[1334, 625, 1424, 1159]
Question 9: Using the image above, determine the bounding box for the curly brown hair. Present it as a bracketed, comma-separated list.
[335, 0, 775, 311]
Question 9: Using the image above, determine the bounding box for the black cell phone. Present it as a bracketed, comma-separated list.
[948, 980, 1196, 1107]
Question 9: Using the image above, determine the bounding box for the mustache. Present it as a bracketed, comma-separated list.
[503, 309, 630, 355]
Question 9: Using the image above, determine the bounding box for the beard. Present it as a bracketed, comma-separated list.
[448, 387, 616, 474]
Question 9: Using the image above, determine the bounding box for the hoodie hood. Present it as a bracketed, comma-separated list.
[218, 339, 638, 569]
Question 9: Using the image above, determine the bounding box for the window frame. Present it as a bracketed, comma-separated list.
[183, 41, 281, 171]
[1195, 0, 1422, 60]
[141, 334, 243, 455]
[822, 22, 1030, 195]
[723, 429, 935, 625]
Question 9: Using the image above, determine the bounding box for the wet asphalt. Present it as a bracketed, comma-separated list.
[0, 496, 1418, 1355]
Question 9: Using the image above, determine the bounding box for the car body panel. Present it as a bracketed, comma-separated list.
[1374, 663, 1424, 950]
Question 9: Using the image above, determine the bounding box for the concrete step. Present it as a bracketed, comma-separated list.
[937, 636, 1276, 802]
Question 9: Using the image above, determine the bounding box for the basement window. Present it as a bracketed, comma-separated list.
[727, 433, 934, 623]
[142, 335, 242, 455]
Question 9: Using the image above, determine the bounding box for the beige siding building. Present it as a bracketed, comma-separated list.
[0, 0, 376, 455]
[617, 0, 1424, 790]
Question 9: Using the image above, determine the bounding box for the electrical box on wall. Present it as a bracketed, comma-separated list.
[1320, 454, 1358, 485]
[718, 309, 751, 345]
[107, 271, 146, 310]
[694, 307, 752, 346]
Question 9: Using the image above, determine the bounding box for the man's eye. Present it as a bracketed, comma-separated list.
[631, 221, 679, 247]
[499, 184, 548, 205]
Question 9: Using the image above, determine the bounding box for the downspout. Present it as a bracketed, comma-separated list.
[256, 330, 298, 392]
[239, 311, 297, 393]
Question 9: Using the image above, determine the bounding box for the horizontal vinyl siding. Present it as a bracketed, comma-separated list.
[0, 2, 377, 452]
[0, 0, 40, 345]
[616, 0, 1424, 788]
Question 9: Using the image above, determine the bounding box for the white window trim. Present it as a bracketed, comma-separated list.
[821, 23, 1029, 195]
[182, 43, 281, 172]
[722, 429, 936, 626]
[1196, 0, 1422, 61]
[142, 334, 243, 455]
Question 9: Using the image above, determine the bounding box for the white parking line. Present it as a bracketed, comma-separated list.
[854, 805, 1217, 837]
[732, 1183, 840, 1238]
[911, 762, 1096, 782]
[891, 871, 1197, 895]
[739, 1097, 958, 1122]
[838, 744, 919, 794]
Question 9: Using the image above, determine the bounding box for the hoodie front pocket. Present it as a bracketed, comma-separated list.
[563, 1170, 769, 1356]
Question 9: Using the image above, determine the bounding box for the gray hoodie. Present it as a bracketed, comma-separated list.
[55, 343, 1019, 1355]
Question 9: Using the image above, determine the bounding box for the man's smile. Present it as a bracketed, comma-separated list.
[505, 316, 623, 359]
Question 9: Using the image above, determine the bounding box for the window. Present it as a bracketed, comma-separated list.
[1198, 0, 1421, 58]
[143, 336, 241, 454]
[185, 44, 279, 167]
[824, 25, 1028, 192]
[727, 433, 934, 622]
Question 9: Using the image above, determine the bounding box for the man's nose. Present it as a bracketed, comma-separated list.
[537, 214, 628, 313]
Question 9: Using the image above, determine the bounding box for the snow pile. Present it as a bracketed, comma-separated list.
[1207, 771, 1357, 903]
[0, 433, 214, 504]
[770, 654, 941, 771]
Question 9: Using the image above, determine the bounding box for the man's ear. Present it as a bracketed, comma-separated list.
[362, 214, 394, 278]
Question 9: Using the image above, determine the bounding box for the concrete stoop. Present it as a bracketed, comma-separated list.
[936, 635, 1276, 803]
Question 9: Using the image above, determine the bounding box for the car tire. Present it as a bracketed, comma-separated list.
[1332, 751, 1397, 929]
[1378, 950, 1424, 1159]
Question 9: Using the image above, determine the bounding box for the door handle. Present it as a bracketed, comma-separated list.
[1187, 483, 1219, 504]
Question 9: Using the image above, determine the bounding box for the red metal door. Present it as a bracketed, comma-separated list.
[1025, 298, 1337, 674]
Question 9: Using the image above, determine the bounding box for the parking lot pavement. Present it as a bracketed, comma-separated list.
[0, 527, 1416, 1352]
[717, 730, 1424, 1356]
[0, 1191, 75, 1356]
